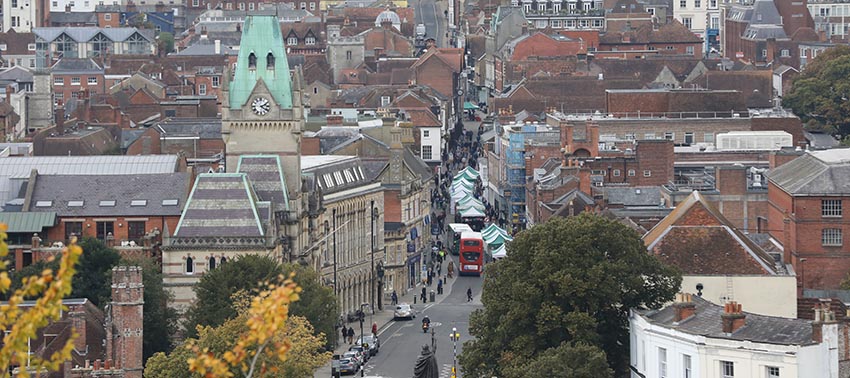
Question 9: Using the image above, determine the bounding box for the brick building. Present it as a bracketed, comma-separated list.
[51, 58, 105, 107]
[723, 0, 818, 69]
[768, 149, 850, 291]
[23, 172, 192, 249]
[598, 19, 703, 57]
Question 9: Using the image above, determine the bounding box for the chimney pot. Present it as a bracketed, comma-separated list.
[721, 301, 746, 334]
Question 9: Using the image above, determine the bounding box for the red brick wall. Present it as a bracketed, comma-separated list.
[97, 13, 120, 28]
[415, 59, 455, 99]
[716, 166, 747, 196]
[46, 216, 180, 243]
[384, 190, 401, 223]
[303, 137, 320, 155]
[125, 127, 162, 155]
[635, 140, 674, 186]
[53, 73, 105, 105]
[770, 150, 805, 169]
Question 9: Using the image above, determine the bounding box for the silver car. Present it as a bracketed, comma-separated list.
[356, 335, 380, 356]
[393, 303, 416, 320]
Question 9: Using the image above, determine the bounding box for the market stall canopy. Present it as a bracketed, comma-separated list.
[457, 201, 485, 212]
[451, 179, 473, 190]
[453, 171, 477, 182]
[492, 244, 507, 259]
[452, 188, 472, 201]
[459, 206, 486, 218]
[484, 232, 513, 246]
[463, 102, 479, 110]
[481, 224, 508, 238]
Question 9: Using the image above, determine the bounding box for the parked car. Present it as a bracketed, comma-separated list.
[356, 335, 380, 356]
[393, 303, 416, 320]
[349, 345, 370, 362]
[342, 350, 363, 368]
[338, 357, 359, 375]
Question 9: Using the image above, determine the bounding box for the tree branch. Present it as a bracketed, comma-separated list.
[245, 339, 268, 378]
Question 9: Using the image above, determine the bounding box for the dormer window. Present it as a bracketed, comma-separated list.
[248, 52, 257, 69]
[266, 52, 275, 70]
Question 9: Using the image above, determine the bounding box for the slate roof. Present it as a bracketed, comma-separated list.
[236, 155, 289, 211]
[33, 27, 152, 43]
[155, 118, 222, 139]
[28, 173, 190, 217]
[600, 19, 701, 44]
[51, 58, 103, 73]
[49, 12, 97, 25]
[639, 295, 815, 346]
[174, 173, 266, 238]
[768, 149, 850, 195]
[0, 66, 34, 84]
[643, 191, 782, 275]
[804, 131, 839, 149]
[603, 186, 663, 207]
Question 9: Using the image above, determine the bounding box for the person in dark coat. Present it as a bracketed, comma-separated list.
[347, 327, 355, 344]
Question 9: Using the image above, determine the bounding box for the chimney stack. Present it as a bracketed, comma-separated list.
[673, 293, 696, 322]
[721, 301, 746, 334]
[812, 302, 836, 343]
[5, 84, 12, 104]
[31, 233, 41, 249]
[326, 114, 343, 126]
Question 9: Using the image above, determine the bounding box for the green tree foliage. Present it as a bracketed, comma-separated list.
[501, 342, 613, 378]
[280, 264, 337, 350]
[459, 214, 681, 376]
[185, 255, 337, 349]
[121, 255, 178, 363]
[73, 238, 122, 307]
[158, 32, 175, 54]
[185, 255, 282, 335]
[784, 45, 850, 136]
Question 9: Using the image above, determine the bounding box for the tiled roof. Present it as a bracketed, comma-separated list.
[174, 173, 266, 238]
[639, 295, 815, 345]
[0, 30, 35, 56]
[644, 191, 781, 275]
[603, 186, 663, 207]
[600, 19, 701, 44]
[51, 58, 103, 73]
[768, 149, 850, 195]
[28, 173, 190, 217]
[236, 155, 289, 211]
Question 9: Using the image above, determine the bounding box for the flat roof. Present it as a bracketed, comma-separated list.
[301, 155, 356, 170]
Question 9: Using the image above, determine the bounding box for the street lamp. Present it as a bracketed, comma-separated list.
[358, 303, 369, 377]
[450, 327, 460, 378]
[370, 201, 378, 320]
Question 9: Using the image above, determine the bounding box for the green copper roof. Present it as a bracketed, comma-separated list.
[229, 15, 293, 110]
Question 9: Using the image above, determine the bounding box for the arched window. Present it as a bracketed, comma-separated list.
[186, 256, 194, 274]
[209, 256, 216, 270]
[248, 52, 257, 69]
[220, 256, 227, 264]
[266, 52, 275, 70]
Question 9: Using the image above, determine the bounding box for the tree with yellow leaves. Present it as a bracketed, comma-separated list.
[0, 224, 83, 377]
[146, 274, 331, 378]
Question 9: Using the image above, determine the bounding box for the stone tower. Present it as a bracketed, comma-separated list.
[27, 71, 54, 132]
[221, 15, 305, 200]
[326, 24, 365, 84]
[107, 266, 144, 378]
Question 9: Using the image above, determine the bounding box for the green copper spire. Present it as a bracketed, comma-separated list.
[229, 15, 293, 109]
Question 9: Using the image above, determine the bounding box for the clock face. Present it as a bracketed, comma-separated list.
[251, 97, 271, 116]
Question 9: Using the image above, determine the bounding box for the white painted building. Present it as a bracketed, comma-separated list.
[631, 294, 840, 378]
[2, 0, 39, 32]
[49, 0, 99, 13]
[673, 0, 722, 53]
[419, 126, 440, 163]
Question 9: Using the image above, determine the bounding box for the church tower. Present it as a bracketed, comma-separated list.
[222, 15, 305, 200]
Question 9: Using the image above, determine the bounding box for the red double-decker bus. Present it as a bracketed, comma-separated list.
[459, 231, 484, 276]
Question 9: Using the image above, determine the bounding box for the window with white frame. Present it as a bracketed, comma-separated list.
[822, 199, 842, 217]
[422, 145, 432, 160]
[613, 169, 620, 177]
[658, 348, 667, 378]
[287, 37, 297, 45]
[767, 366, 779, 378]
[721, 361, 734, 378]
[71, 77, 81, 85]
[198, 83, 207, 95]
[212, 76, 220, 87]
[823, 228, 843, 246]
[54, 77, 64, 85]
[628, 169, 636, 177]
[643, 170, 651, 177]
[104, 13, 111, 20]
[686, 46, 694, 55]
[705, 132, 714, 143]
[682, 17, 692, 29]
[644, 132, 655, 139]
[694, 0, 700, 7]
[87, 77, 97, 85]
[306, 36, 316, 45]
[248, 2, 254, 10]
[683, 354, 691, 378]
[423, 130, 430, 138]
[664, 132, 674, 141]
[781, 49, 790, 57]
[679, 0, 686, 8]
[381, 96, 391, 107]
[310, 1, 315, 10]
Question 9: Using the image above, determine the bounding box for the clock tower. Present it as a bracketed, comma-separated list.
[221, 14, 305, 200]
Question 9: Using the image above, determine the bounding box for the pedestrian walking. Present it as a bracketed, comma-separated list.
[421, 286, 427, 303]
[467, 287, 473, 302]
[437, 279, 443, 295]
[347, 327, 355, 344]
[391, 290, 398, 305]
[372, 322, 378, 336]
[341, 324, 347, 345]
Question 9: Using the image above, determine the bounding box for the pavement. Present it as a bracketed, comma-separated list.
[314, 253, 472, 378]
